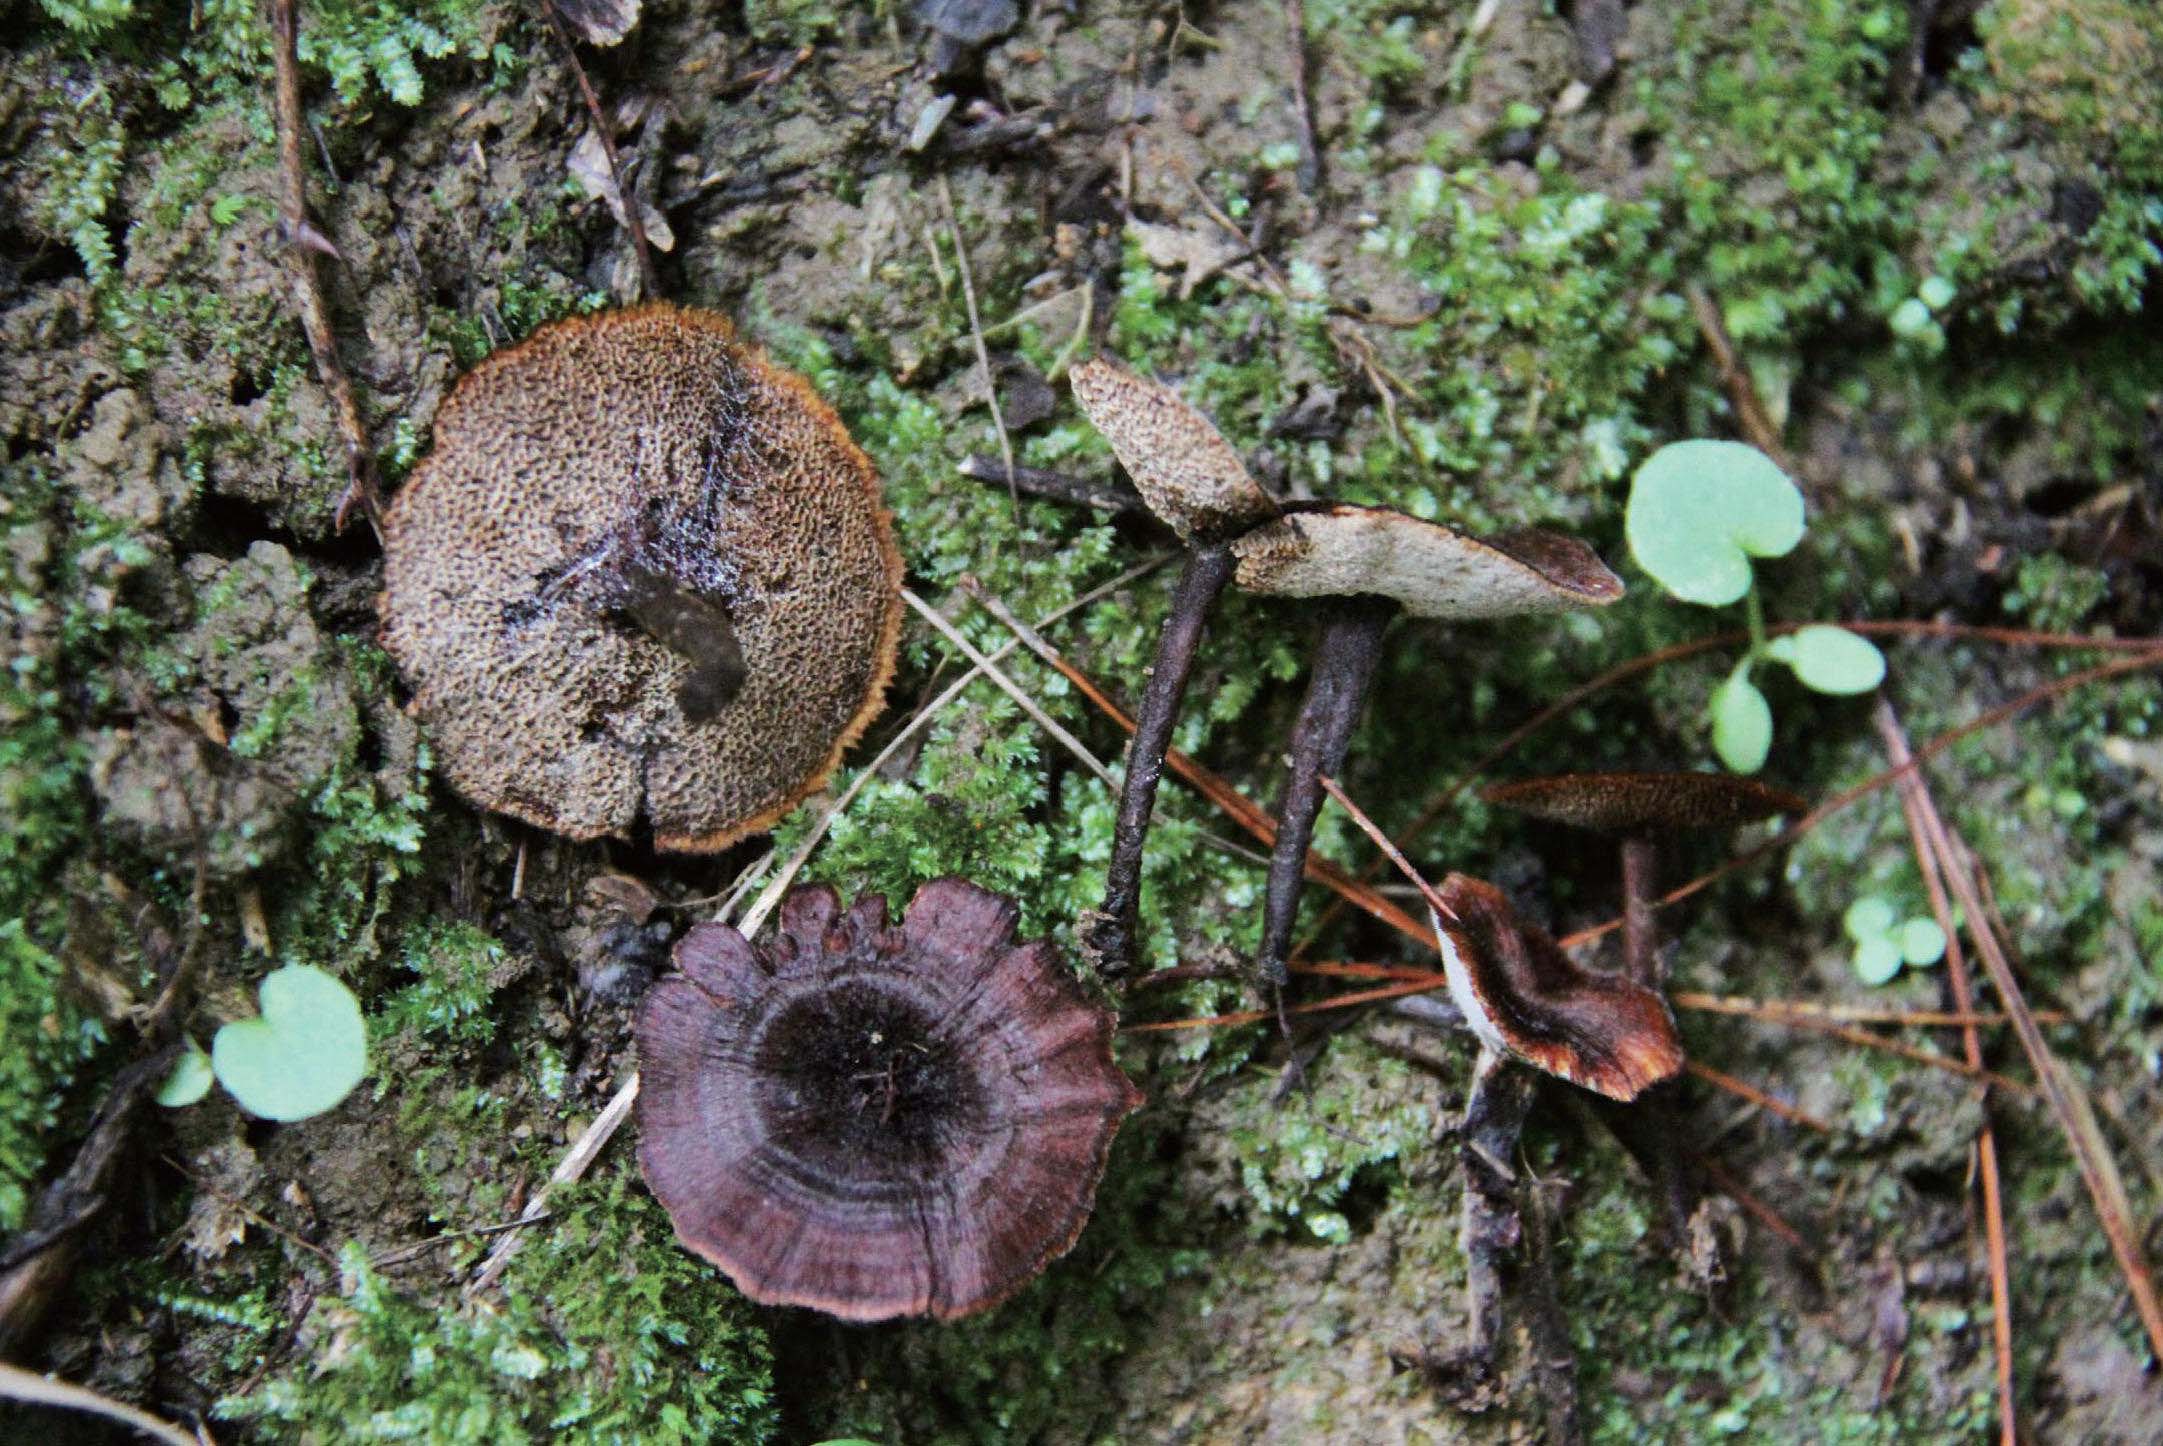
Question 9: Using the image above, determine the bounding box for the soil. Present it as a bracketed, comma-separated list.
[3, 0, 2160, 1441]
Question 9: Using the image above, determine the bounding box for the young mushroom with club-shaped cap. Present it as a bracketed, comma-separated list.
[1068, 358, 1623, 987]
[380, 303, 903, 852]
[635, 879, 1143, 1321]
[1480, 771, 1807, 990]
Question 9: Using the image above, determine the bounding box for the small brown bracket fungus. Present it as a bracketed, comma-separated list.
[1482, 771, 1806, 988]
[635, 879, 1143, 1322]
[1428, 872, 1683, 1101]
[380, 304, 903, 851]
[1067, 356, 1623, 988]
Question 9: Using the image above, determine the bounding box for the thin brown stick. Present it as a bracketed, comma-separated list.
[1878, 702, 2024, 1442]
[1281, 0, 1321, 192]
[542, 0, 658, 300]
[1726, 1015, 2033, 1096]
[269, 0, 383, 539]
[1685, 1061, 1834, 1133]
[0, 1361, 203, 1446]
[1686, 282, 1792, 470]
[937, 174, 1018, 518]
[1882, 704, 2163, 1363]
[1124, 974, 1450, 1032]
[1559, 652, 2163, 949]
[1315, 774, 1456, 921]
[1672, 992, 2063, 1028]
[1695, 1154, 1813, 1254]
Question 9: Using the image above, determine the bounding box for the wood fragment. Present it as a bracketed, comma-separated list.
[269, 0, 384, 539]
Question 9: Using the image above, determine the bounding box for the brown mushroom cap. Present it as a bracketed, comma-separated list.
[1429, 873, 1682, 1100]
[635, 879, 1144, 1322]
[1481, 771, 1808, 833]
[1069, 358, 1279, 542]
[380, 304, 903, 851]
[1231, 505, 1625, 619]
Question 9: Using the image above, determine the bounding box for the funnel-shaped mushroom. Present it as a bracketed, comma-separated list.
[1482, 771, 1806, 988]
[636, 879, 1143, 1321]
[1428, 873, 1682, 1101]
[381, 304, 903, 852]
[1068, 356, 1623, 988]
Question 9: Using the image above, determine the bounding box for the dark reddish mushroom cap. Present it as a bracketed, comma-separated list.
[636, 879, 1144, 1322]
[1481, 771, 1807, 834]
[1429, 874, 1683, 1100]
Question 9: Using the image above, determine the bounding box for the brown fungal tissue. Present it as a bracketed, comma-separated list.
[1067, 355, 1624, 984]
[380, 303, 903, 851]
[1429, 873, 1683, 1101]
[635, 879, 1144, 1322]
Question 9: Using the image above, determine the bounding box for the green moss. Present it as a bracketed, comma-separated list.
[1227, 1042, 1436, 1241]
[379, 919, 504, 1049]
[0, 474, 115, 1229]
[222, 1176, 777, 1442]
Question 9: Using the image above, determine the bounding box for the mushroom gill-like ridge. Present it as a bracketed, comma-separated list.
[380, 304, 903, 851]
[1431, 873, 1684, 1101]
[636, 879, 1144, 1322]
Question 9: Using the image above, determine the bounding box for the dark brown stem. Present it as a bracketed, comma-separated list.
[957, 455, 1147, 521]
[269, 0, 383, 540]
[542, 0, 660, 301]
[1086, 546, 1237, 977]
[1619, 834, 1660, 989]
[1281, 0, 1321, 193]
[1256, 598, 1393, 984]
[1519, 1171, 1583, 1446]
[1592, 1082, 1700, 1253]
[1423, 1048, 1534, 1409]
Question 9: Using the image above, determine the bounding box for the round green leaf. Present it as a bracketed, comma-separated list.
[1626, 441, 1805, 605]
[156, 1038, 215, 1108]
[1900, 918, 1947, 966]
[1709, 671, 1773, 774]
[212, 964, 369, 1122]
[1780, 625, 1886, 695]
[1853, 935, 1904, 986]
[1843, 896, 1897, 945]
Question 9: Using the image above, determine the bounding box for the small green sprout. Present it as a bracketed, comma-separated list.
[1843, 896, 1947, 986]
[155, 1038, 215, 1107]
[1626, 440, 1887, 773]
[158, 964, 369, 1122]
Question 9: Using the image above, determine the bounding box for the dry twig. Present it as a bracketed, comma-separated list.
[542, 0, 660, 299]
[269, 0, 383, 538]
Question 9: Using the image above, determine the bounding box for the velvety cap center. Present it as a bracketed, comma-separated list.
[750, 979, 989, 1188]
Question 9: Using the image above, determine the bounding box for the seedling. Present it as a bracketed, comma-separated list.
[157, 964, 370, 1122]
[1843, 896, 1948, 986]
[1625, 440, 1886, 773]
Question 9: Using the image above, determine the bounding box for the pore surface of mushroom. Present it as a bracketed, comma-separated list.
[636, 879, 1143, 1321]
[1429, 872, 1683, 1101]
[1068, 356, 1622, 985]
[380, 303, 903, 851]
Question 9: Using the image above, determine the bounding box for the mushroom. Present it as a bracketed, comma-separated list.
[635, 878, 1143, 1321]
[1427, 872, 1683, 1101]
[1068, 357, 1622, 986]
[380, 303, 903, 851]
[1479, 771, 1806, 988]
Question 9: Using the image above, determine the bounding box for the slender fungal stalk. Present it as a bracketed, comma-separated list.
[1256, 598, 1394, 984]
[1619, 834, 1660, 988]
[1086, 546, 1238, 977]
